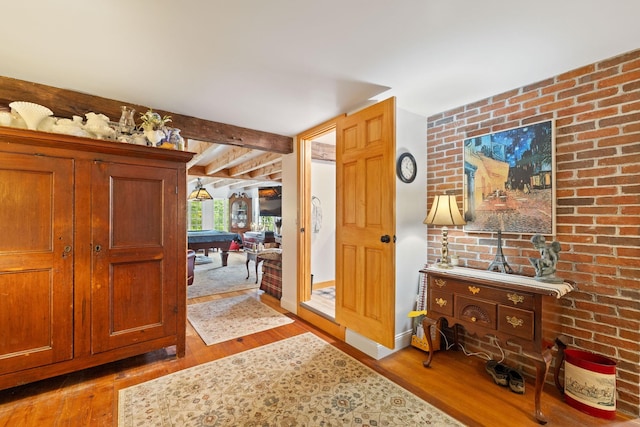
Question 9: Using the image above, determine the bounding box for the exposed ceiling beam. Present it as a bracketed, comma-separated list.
[228, 151, 282, 176]
[311, 142, 336, 161]
[203, 146, 255, 175]
[0, 76, 293, 153]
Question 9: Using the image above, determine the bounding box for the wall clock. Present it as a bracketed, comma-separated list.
[396, 152, 417, 183]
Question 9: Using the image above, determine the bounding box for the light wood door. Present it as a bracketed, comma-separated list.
[0, 153, 74, 373]
[91, 161, 178, 353]
[335, 97, 396, 349]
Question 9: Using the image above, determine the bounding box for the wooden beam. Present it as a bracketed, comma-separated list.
[311, 142, 336, 161]
[249, 162, 282, 179]
[228, 152, 282, 176]
[0, 76, 293, 153]
[204, 146, 254, 175]
[187, 165, 280, 182]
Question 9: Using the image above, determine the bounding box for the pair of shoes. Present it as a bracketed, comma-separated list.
[485, 360, 509, 386]
[508, 369, 525, 394]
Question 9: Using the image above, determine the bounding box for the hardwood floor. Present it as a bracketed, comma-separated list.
[0, 289, 635, 427]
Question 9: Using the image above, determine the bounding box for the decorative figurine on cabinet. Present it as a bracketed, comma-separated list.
[529, 234, 563, 283]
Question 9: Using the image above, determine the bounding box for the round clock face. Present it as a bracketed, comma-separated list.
[397, 152, 417, 183]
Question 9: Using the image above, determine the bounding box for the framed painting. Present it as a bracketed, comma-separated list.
[462, 120, 555, 235]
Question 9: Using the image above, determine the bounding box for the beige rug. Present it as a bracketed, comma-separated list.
[118, 332, 463, 426]
[188, 251, 258, 299]
[187, 294, 293, 345]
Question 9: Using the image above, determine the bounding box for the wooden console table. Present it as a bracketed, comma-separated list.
[420, 266, 574, 424]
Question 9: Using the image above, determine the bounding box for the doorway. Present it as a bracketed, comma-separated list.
[300, 130, 336, 320]
[296, 119, 341, 334]
[295, 97, 397, 348]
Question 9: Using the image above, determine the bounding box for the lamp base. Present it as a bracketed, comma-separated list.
[435, 261, 454, 269]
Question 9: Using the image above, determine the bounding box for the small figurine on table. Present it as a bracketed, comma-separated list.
[529, 234, 563, 283]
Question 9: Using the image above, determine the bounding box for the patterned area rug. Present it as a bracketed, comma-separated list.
[188, 251, 258, 299]
[118, 332, 463, 426]
[187, 294, 293, 345]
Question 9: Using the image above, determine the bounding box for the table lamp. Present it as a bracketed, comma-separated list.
[424, 194, 466, 268]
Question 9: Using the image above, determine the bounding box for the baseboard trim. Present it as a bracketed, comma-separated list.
[345, 329, 413, 360]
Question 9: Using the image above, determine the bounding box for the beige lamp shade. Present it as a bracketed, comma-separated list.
[424, 194, 466, 226]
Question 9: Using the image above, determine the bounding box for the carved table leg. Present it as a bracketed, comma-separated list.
[532, 347, 553, 425]
[421, 317, 438, 368]
[255, 257, 260, 283]
[220, 250, 229, 267]
[554, 335, 568, 392]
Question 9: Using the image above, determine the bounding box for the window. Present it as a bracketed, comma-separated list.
[188, 199, 228, 231]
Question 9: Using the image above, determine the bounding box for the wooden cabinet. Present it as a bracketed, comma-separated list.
[0, 127, 193, 390]
[229, 194, 251, 234]
[420, 266, 574, 424]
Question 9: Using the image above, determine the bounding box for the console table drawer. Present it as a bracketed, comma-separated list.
[431, 276, 534, 310]
[455, 295, 496, 329]
[498, 305, 534, 340]
[430, 289, 453, 317]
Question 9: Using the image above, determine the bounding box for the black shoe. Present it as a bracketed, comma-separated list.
[508, 369, 525, 394]
[485, 360, 509, 387]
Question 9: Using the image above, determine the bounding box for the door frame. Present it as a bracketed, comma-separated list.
[296, 116, 346, 339]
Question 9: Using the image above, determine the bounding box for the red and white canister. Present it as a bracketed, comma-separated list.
[563, 349, 617, 420]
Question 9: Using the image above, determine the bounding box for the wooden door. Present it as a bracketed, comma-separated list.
[91, 161, 178, 353]
[335, 97, 396, 349]
[0, 153, 73, 373]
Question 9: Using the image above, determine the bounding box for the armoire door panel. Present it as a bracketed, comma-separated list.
[110, 177, 164, 248]
[91, 162, 178, 354]
[0, 153, 73, 373]
[110, 260, 164, 332]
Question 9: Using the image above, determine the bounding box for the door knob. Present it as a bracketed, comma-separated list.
[380, 235, 391, 243]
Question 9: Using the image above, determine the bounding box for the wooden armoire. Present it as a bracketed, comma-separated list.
[0, 127, 193, 390]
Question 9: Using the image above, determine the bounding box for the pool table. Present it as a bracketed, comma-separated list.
[187, 230, 242, 266]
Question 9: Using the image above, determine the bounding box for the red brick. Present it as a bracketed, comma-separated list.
[598, 69, 640, 88]
[578, 67, 619, 84]
[577, 107, 621, 122]
[558, 83, 596, 99]
[581, 89, 620, 106]
[523, 95, 555, 109]
[480, 100, 507, 113]
[577, 166, 617, 178]
[622, 57, 640, 71]
[599, 91, 640, 108]
[576, 184, 617, 195]
[540, 99, 574, 113]
[622, 100, 640, 113]
[600, 132, 640, 147]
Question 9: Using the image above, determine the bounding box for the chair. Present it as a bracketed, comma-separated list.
[187, 249, 196, 286]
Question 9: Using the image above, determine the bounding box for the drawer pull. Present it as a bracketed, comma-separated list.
[468, 286, 480, 295]
[506, 315, 524, 328]
[507, 293, 524, 305]
[434, 278, 446, 288]
[435, 297, 447, 308]
[471, 316, 477, 322]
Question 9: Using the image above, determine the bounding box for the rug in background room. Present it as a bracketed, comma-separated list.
[188, 251, 258, 299]
[187, 294, 293, 345]
[118, 332, 463, 426]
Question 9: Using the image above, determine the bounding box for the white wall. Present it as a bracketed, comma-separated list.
[310, 160, 336, 284]
[279, 142, 299, 313]
[393, 107, 428, 347]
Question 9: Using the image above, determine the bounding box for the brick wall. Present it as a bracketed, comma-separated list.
[426, 49, 640, 416]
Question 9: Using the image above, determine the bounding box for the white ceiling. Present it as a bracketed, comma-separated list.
[2, 1, 639, 138]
